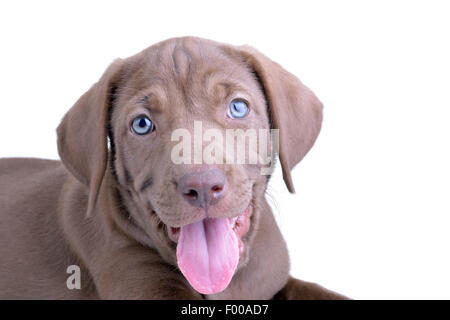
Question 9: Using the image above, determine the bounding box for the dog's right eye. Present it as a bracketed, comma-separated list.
[131, 116, 155, 135]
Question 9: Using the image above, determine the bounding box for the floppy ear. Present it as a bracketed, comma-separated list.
[224, 45, 323, 193]
[57, 59, 123, 216]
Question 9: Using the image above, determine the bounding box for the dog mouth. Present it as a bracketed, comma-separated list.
[166, 204, 253, 295]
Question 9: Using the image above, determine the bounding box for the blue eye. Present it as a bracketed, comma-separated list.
[131, 116, 154, 135]
[227, 99, 249, 119]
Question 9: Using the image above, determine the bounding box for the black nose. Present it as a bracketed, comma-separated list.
[178, 169, 226, 209]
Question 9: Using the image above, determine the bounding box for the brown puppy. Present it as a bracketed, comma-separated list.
[0, 37, 347, 299]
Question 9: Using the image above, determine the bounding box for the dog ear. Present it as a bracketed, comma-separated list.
[57, 59, 123, 216]
[224, 45, 323, 193]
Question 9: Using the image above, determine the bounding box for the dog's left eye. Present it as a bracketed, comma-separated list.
[131, 116, 154, 135]
[227, 99, 249, 119]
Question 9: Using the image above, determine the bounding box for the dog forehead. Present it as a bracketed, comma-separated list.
[150, 37, 234, 71]
[128, 38, 249, 87]
[118, 38, 257, 111]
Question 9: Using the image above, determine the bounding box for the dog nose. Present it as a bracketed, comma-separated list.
[178, 169, 226, 208]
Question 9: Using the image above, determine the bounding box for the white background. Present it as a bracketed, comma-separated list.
[1, 1, 449, 299]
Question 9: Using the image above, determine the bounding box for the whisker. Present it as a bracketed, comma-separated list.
[265, 185, 281, 220]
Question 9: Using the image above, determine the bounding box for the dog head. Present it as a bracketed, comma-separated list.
[57, 37, 322, 295]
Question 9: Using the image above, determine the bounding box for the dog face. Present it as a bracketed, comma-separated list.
[57, 37, 323, 295]
[111, 40, 270, 227]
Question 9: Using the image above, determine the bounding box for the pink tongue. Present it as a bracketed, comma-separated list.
[176, 217, 239, 294]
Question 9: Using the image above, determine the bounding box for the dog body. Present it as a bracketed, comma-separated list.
[0, 37, 346, 299]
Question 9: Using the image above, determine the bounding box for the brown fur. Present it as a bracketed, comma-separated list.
[0, 37, 347, 299]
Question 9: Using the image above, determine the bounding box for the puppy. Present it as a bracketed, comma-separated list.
[0, 37, 346, 299]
